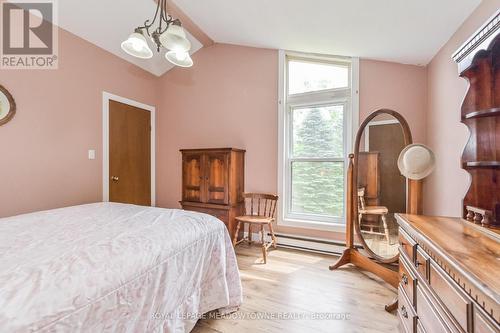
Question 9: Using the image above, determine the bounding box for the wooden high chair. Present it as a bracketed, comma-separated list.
[233, 193, 278, 264]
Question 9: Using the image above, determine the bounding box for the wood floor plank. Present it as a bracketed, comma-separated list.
[193, 245, 398, 333]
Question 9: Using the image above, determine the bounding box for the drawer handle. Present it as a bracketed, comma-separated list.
[402, 273, 408, 285]
[401, 305, 408, 318]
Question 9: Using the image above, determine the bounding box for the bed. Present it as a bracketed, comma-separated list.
[0, 203, 242, 333]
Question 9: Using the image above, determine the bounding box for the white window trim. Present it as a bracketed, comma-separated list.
[277, 50, 359, 232]
[102, 92, 156, 206]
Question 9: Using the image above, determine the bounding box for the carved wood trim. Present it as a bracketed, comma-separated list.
[453, 10, 499, 72]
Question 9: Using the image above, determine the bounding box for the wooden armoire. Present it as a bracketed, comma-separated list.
[180, 148, 245, 239]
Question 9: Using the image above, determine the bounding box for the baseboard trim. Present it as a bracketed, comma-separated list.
[241, 231, 362, 256]
[273, 233, 361, 256]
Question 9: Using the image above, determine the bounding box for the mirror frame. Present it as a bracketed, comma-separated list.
[353, 109, 412, 264]
[0, 85, 16, 126]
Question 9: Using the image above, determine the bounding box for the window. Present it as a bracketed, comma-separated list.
[278, 52, 358, 228]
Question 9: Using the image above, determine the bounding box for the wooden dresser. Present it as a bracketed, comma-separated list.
[180, 148, 245, 240]
[396, 214, 500, 333]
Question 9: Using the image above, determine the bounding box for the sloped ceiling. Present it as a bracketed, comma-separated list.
[52, 0, 481, 75]
[172, 0, 482, 66]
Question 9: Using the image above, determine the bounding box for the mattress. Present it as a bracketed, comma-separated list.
[0, 203, 242, 332]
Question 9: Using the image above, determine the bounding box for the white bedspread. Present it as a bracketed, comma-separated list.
[0, 203, 242, 332]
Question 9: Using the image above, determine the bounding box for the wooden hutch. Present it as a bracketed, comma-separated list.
[396, 11, 500, 333]
[180, 148, 245, 240]
[454, 11, 500, 228]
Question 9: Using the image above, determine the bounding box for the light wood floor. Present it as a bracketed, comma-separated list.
[193, 245, 398, 333]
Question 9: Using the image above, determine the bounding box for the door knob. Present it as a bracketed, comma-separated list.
[111, 176, 119, 181]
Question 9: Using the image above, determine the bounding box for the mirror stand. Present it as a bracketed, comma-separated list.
[329, 108, 423, 313]
[330, 154, 423, 312]
[329, 155, 399, 286]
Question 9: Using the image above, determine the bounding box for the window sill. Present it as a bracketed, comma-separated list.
[278, 218, 346, 232]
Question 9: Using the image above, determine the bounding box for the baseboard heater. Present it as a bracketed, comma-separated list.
[272, 233, 362, 256]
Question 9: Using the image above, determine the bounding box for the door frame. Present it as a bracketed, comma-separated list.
[102, 92, 156, 205]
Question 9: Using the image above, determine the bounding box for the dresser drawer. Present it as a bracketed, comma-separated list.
[399, 250, 417, 305]
[428, 262, 471, 332]
[416, 284, 455, 333]
[399, 228, 416, 262]
[399, 286, 417, 333]
[474, 305, 500, 333]
[415, 246, 430, 281]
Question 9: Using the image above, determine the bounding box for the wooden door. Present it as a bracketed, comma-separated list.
[109, 100, 151, 206]
[205, 153, 229, 205]
[182, 152, 204, 202]
[368, 123, 406, 213]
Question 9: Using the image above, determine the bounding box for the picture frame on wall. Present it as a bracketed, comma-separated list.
[0, 85, 16, 126]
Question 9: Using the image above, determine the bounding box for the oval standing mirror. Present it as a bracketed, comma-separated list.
[354, 109, 412, 263]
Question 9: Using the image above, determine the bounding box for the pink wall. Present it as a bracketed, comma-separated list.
[156, 44, 279, 209]
[425, 0, 499, 217]
[0, 28, 158, 217]
[360, 60, 427, 144]
[0, 19, 430, 228]
[156, 43, 427, 239]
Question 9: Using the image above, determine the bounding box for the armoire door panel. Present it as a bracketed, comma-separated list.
[182, 153, 204, 202]
[205, 153, 229, 205]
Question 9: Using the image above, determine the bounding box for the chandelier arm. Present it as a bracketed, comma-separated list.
[141, 0, 161, 31]
[159, 25, 169, 35]
[156, 0, 162, 33]
[157, 0, 174, 34]
[123, 0, 192, 65]
[138, 21, 152, 36]
[163, 0, 168, 21]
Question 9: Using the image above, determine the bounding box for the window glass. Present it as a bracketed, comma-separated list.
[288, 60, 348, 95]
[291, 161, 344, 217]
[292, 105, 344, 158]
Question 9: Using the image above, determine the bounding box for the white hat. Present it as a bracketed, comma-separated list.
[397, 144, 436, 180]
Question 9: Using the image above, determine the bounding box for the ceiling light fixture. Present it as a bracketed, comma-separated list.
[121, 0, 193, 67]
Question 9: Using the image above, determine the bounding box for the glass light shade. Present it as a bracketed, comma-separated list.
[165, 50, 193, 67]
[121, 32, 153, 59]
[160, 25, 191, 52]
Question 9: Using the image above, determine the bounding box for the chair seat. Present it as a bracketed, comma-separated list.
[359, 206, 388, 215]
[235, 215, 274, 224]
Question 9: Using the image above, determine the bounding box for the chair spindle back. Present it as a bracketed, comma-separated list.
[244, 193, 279, 219]
[358, 187, 366, 211]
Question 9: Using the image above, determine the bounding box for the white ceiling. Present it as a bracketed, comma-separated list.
[57, 0, 203, 76]
[48, 0, 482, 75]
[173, 0, 482, 66]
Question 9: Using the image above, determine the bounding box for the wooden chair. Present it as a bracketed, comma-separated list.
[357, 187, 390, 243]
[233, 193, 278, 264]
